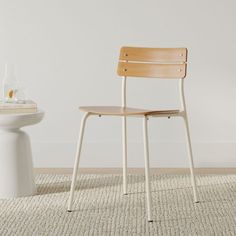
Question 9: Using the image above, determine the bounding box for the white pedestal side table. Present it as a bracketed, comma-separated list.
[0, 110, 44, 198]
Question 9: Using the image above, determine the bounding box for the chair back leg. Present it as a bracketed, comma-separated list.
[122, 116, 128, 195]
[67, 113, 90, 211]
[183, 114, 198, 203]
[143, 116, 153, 222]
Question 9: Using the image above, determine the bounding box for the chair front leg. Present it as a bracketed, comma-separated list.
[122, 116, 128, 195]
[183, 113, 198, 203]
[143, 116, 153, 222]
[67, 112, 90, 212]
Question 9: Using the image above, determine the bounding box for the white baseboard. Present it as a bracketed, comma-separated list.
[31, 141, 236, 168]
[34, 167, 236, 174]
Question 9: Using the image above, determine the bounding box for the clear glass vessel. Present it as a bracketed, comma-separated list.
[2, 64, 19, 103]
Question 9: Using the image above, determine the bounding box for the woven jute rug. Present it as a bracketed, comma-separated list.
[0, 174, 235, 236]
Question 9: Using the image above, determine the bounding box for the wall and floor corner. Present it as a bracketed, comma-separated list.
[0, 0, 236, 169]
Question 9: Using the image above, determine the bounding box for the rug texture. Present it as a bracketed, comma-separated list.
[0, 174, 235, 236]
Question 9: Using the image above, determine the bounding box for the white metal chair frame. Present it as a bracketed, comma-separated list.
[67, 47, 198, 222]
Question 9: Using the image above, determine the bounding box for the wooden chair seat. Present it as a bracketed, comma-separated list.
[79, 106, 180, 116]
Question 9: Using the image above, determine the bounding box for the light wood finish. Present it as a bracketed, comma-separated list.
[79, 106, 180, 116]
[35, 168, 236, 174]
[117, 62, 186, 78]
[119, 47, 187, 63]
[118, 47, 187, 79]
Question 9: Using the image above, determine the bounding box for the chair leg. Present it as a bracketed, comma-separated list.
[183, 114, 198, 203]
[122, 116, 128, 195]
[143, 116, 153, 222]
[67, 113, 90, 212]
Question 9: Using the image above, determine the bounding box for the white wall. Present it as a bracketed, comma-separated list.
[0, 0, 236, 168]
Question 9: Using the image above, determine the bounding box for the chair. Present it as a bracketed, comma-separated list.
[67, 47, 198, 222]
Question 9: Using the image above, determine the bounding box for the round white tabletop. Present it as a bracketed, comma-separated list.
[0, 110, 44, 198]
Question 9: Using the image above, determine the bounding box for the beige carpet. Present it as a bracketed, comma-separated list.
[0, 174, 235, 236]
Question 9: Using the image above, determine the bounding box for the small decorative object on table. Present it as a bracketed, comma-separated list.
[1, 63, 37, 113]
[2, 63, 19, 103]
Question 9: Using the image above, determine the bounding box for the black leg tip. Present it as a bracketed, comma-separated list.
[148, 220, 153, 223]
[195, 201, 200, 204]
[67, 210, 72, 212]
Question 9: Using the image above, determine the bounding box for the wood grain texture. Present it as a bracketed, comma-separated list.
[117, 62, 186, 78]
[119, 47, 187, 63]
[79, 106, 180, 116]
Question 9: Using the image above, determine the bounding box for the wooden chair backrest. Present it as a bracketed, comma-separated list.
[117, 47, 187, 79]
